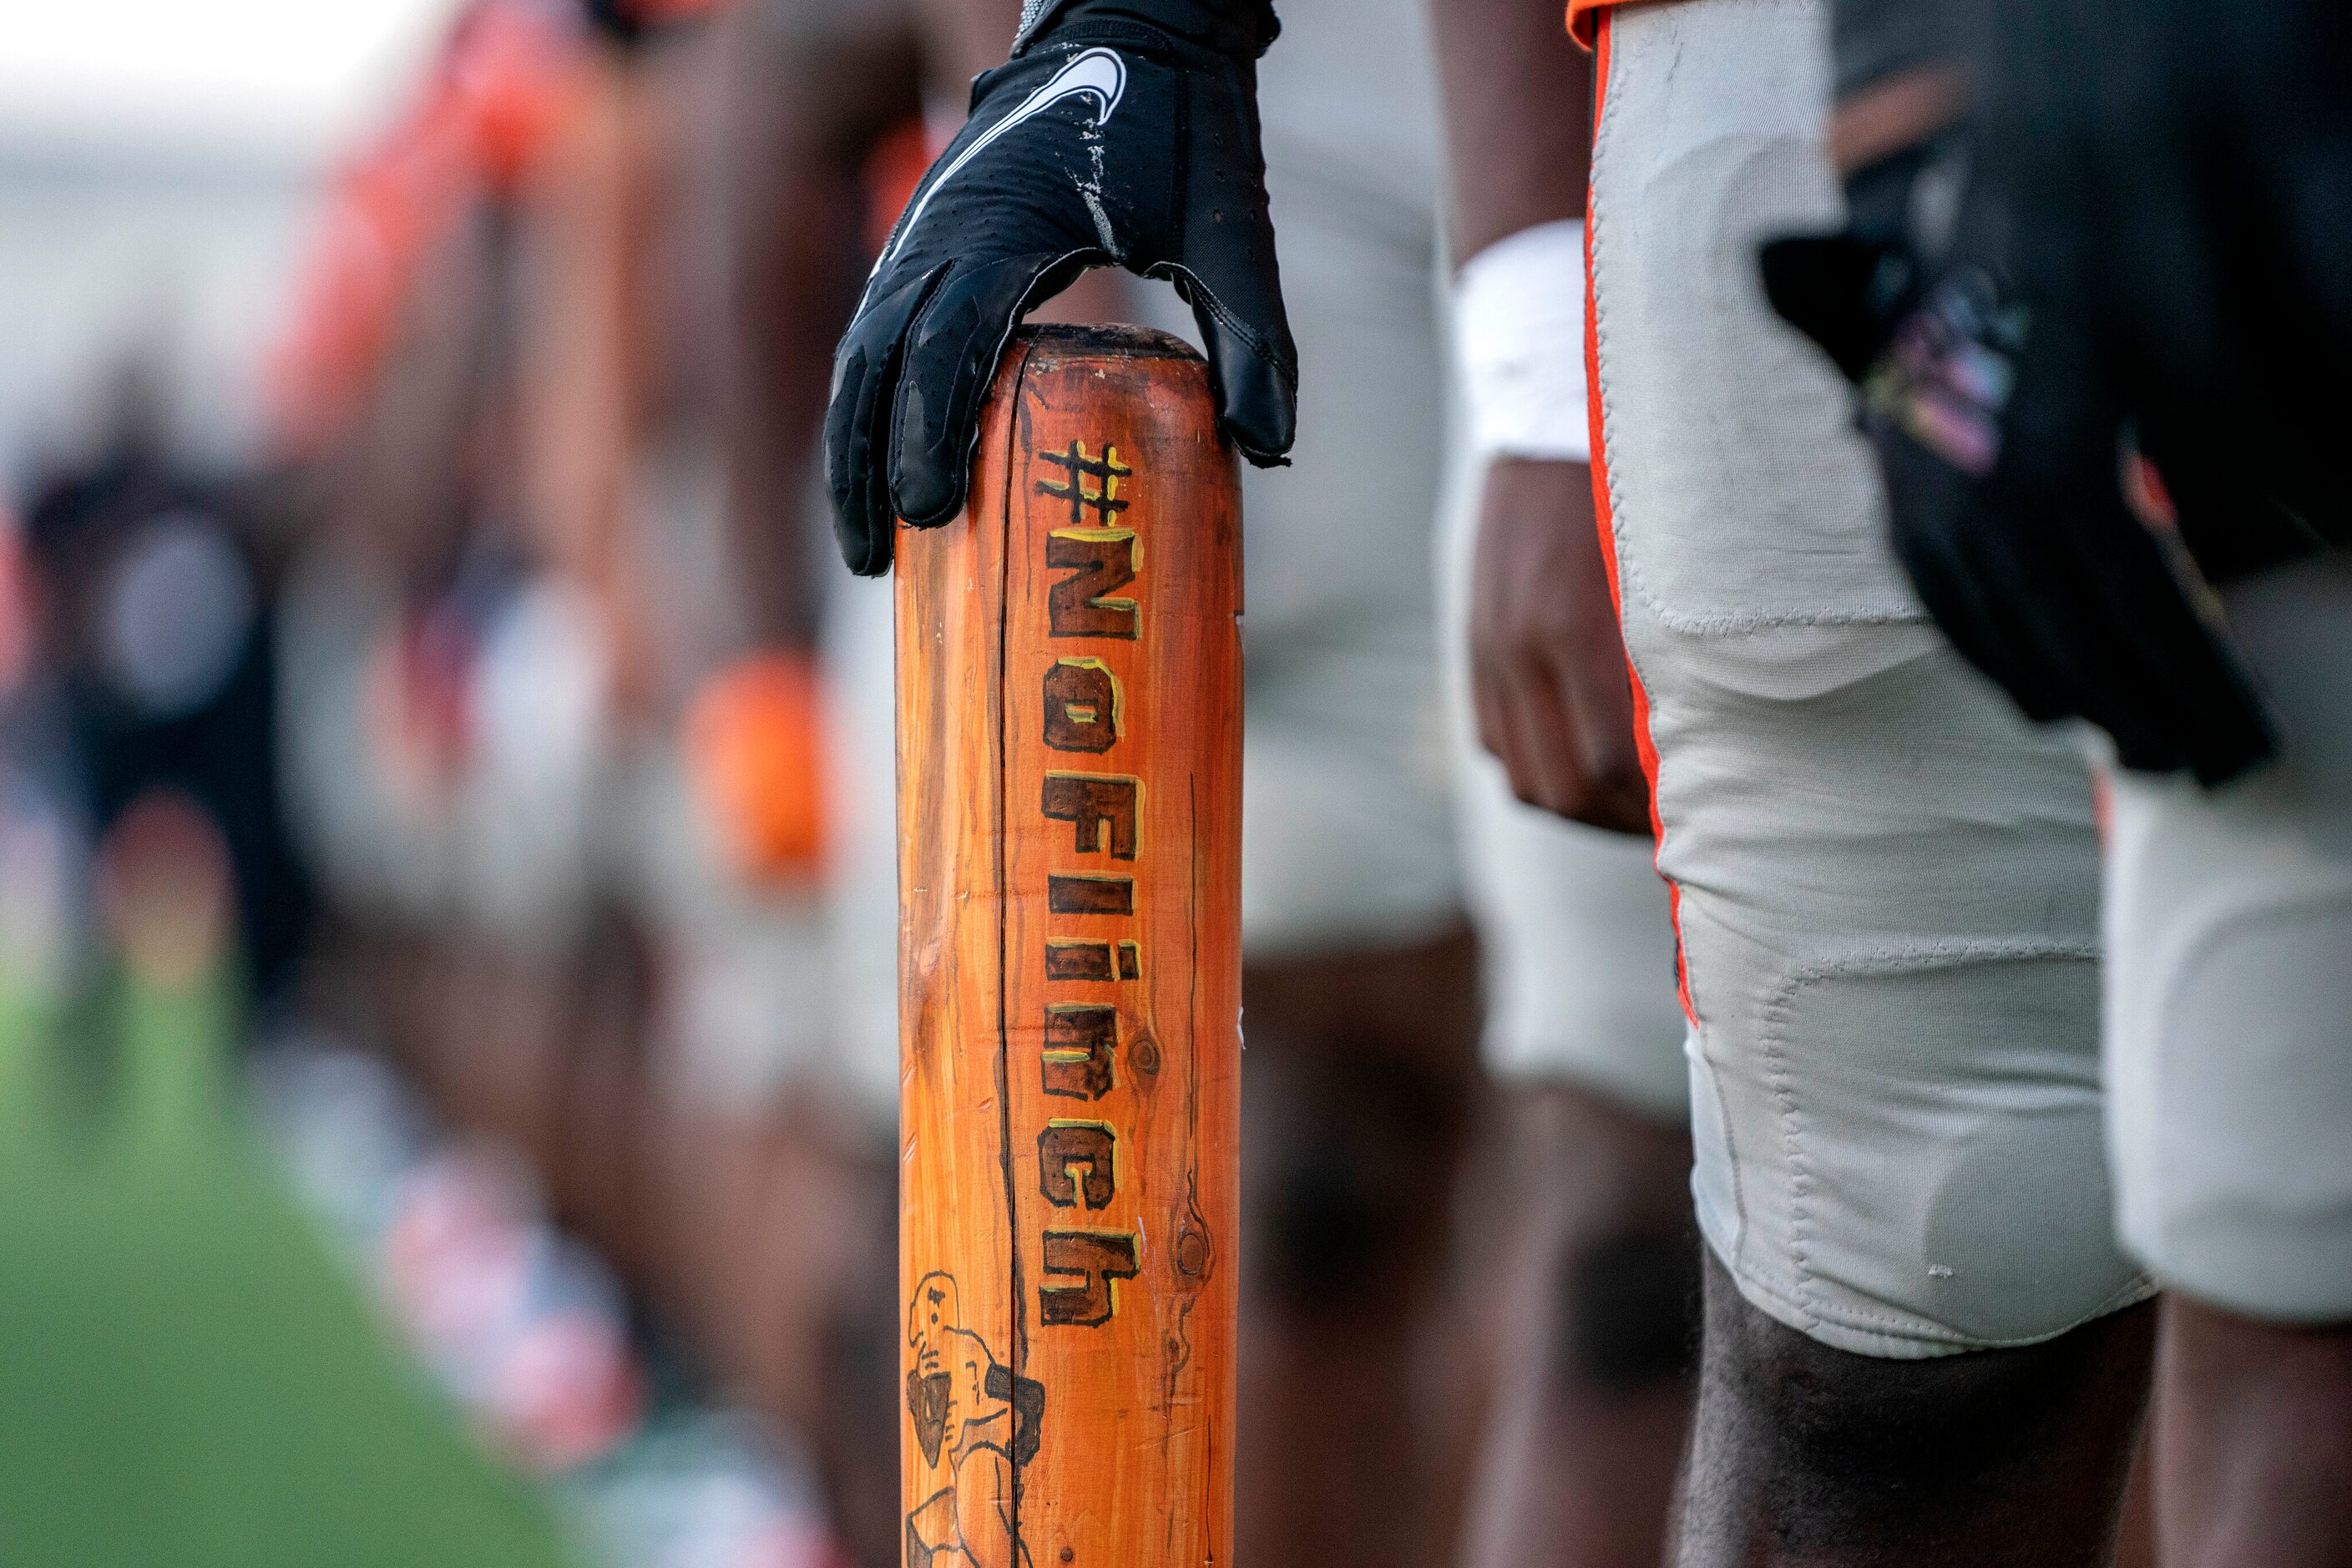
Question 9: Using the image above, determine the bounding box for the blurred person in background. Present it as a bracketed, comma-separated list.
[513, 0, 907, 1543]
[0, 38, 599, 1543]
[275, 0, 909, 1553]
[271, 0, 683, 1353]
[17, 357, 313, 1015]
[0, 0, 878, 1559]
[271, 0, 584, 1146]
[706, 3, 1094, 1557]
[0, 504, 94, 1015]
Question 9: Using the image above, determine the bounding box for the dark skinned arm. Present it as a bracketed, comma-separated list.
[1432, 0, 1647, 834]
[716, 0, 925, 650]
[716, 0, 1135, 641]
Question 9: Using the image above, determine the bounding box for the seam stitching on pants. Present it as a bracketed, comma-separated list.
[1592, 11, 1753, 1277]
[1753, 972, 1819, 1333]
[1587, 2, 1690, 1019]
[1808, 1272, 2160, 1348]
[1727, 1260, 2156, 1353]
[1611, 552, 1921, 637]
[1591, 0, 1922, 640]
[1760, 938, 2101, 1338]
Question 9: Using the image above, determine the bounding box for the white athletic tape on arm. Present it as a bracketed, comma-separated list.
[1454, 220, 1591, 463]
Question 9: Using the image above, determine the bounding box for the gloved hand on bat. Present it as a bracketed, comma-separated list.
[824, 0, 1296, 575]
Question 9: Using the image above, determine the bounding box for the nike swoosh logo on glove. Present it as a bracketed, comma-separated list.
[871, 48, 1128, 281]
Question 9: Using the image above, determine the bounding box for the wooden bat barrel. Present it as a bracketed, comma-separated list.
[894, 323, 1242, 1568]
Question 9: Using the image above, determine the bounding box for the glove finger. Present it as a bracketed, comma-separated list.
[1892, 503, 2076, 721]
[888, 252, 1092, 528]
[825, 265, 947, 575]
[2051, 513, 2277, 782]
[1877, 417, 2183, 760]
[1154, 260, 1297, 467]
[1964, 495, 2243, 775]
[1962, 524, 2196, 771]
[1759, 233, 1894, 384]
[1893, 467, 2198, 772]
[1879, 433, 2074, 716]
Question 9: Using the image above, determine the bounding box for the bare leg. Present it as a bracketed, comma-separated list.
[2116, 1409, 2157, 1568]
[649, 1093, 766, 1374]
[1237, 923, 1483, 1568]
[747, 1105, 898, 1568]
[1458, 1082, 1696, 1568]
[544, 914, 657, 1291]
[650, 1084, 898, 1564]
[2153, 1294, 2352, 1568]
[1677, 1251, 2154, 1566]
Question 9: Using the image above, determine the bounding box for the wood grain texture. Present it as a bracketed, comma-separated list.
[896, 324, 1242, 1568]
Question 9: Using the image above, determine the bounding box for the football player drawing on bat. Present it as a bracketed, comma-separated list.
[905, 1272, 1046, 1568]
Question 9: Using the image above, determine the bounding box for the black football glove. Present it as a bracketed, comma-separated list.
[1759, 136, 1954, 383]
[1766, 127, 2277, 786]
[1862, 268, 2275, 785]
[823, 0, 1295, 575]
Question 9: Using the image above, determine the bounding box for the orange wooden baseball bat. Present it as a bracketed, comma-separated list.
[895, 323, 1242, 1568]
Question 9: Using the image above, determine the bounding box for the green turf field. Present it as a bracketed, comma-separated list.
[0, 969, 579, 1568]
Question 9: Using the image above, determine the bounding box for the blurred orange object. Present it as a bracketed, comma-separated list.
[2122, 448, 2180, 533]
[453, 0, 591, 195]
[685, 653, 829, 886]
[862, 116, 936, 258]
[0, 514, 28, 698]
[267, 0, 593, 457]
[98, 790, 236, 990]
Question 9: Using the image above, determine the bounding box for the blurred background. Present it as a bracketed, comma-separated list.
[0, 3, 887, 1564]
